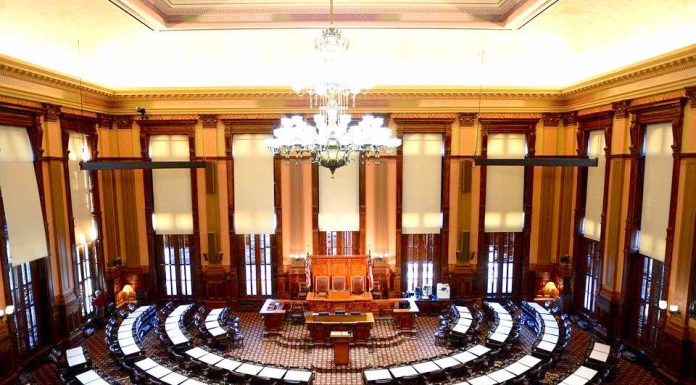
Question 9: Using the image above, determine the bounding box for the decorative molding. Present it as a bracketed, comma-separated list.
[42, 103, 60, 122]
[60, 106, 98, 118]
[562, 111, 577, 126]
[113, 115, 133, 129]
[390, 113, 458, 121]
[0, 95, 42, 110]
[458, 113, 477, 127]
[219, 114, 284, 121]
[611, 100, 631, 119]
[630, 90, 686, 108]
[683, 86, 696, 108]
[478, 113, 541, 119]
[199, 114, 218, 128]
[578, 105, 613, 117]
[97, 114, 112, 129]
[542, 113, 562, 127]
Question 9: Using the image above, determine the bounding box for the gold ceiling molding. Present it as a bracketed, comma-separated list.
[577, 105, 614, 117]
[477, 113, 542, 119]
[391, 113, 458, 120]
[218, 114, 284, 121]
[561, 45, 696, 96]
[60, 106, 99, 118]
[629, 89, 687, 108]
[0, 95, 42, 110]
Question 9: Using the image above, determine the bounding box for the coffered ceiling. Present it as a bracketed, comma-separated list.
[0, 0, 695, 89]
[110, 0, 555, 30]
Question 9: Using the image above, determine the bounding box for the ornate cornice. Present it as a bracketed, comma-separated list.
[199, 114, 218, 128]
[630, 90, 686, 108]
[97, 114, 112, 129]
[0, 95, 42, 110]
[478, 113, 541, 119]
[562, 111, 577, 126]
[542, 113, 562, 127]
[611, 100, 631, 119]
[578, 104, 613, 117]
[113, 115, 133, 129]
[686, 86, 696, 108]
[458, 113, 477, 127]
[42, 103, 60, 122]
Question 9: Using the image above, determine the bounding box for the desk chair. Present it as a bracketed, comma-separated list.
[371, 281, 384, 299]
[298, 282, 309, 300]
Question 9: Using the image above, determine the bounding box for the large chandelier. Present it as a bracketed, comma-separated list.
[265, 0, 401, 174]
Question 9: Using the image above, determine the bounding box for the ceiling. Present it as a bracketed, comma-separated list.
[0, 0, 695, 89]
[110, 0, 553, 30]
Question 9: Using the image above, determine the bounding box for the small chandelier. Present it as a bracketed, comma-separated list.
[266, 0, 401, 174]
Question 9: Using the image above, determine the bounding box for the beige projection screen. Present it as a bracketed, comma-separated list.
[485, 133, 526, 232]
[0, 125, 48, 265]
[150, 135, 194, 234]
[402, 133, 443, 234]
[233, 134, 276, 234]
[319, 161, 359, 231]
[583, 130, 606, 242]
[68, 133, 96, 245]
[638, 123, 673, 261]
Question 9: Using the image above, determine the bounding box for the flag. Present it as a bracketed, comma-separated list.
[305, 253, 312, 289]
[367, 255, 374, 291]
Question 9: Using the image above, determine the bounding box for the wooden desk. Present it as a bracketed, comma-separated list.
[392, 299, 419, 335]
[305, 312, 374, 345]
[306, 292, 373, 312]
[330, 331, 352, 365]
[259, 299, 286, 334]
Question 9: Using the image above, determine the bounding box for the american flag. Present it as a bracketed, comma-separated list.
[366, 255, 374, 291]
[305, 253, 312, 289]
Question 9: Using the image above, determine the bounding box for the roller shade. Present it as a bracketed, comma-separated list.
[0, 125, 48, 265]
[150, 135, 193, 234]
[402, 133, 443, 234]
[319, 161, 359, 231]
[233, 134, 276, 234]
[485, 133, 526, 232]
[68, 133, 96, 245]
[583, 131, 605, 241]
[638, 123, 673, 261]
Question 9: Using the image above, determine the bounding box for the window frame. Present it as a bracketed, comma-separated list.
[156, 234, 194, 298]
[242, 234, 274, 297]
[403, 234, 437, 293]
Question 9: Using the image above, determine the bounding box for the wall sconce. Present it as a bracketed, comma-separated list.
[658, 300, 667, 311]
[668, 304, 680, 315]
[0, 305, 15, 322]
[542, 281, 559, 298]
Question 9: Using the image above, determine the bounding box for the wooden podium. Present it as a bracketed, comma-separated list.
[330, 331, 352, 365]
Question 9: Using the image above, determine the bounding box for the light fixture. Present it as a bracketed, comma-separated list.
[0, 305, 15, 322]
[122, 284, 134, 294]
[668, 304, 680, 314]
[658, 300, 667, 310]
[266, 0, 400, 174]
[542, 281, 559, 298]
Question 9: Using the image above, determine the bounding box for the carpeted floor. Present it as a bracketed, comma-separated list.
[29, 311, 667, 385]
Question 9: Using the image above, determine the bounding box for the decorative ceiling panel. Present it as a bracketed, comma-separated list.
[114, 0, 555, 30]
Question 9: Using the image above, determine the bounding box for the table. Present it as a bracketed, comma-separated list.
[258, 367, 287, 380]
[259, 299, 286, 334]
[331, 331, 352, 365]
[469, 345, 491, 357]
[434, 357, 460, 369]
[574, 366, 598, 380]
[147, 366, 172, 379]
[185, 347, 208, 359]
[506, 362, 531, 376]
[199, 353, 223, 365]
[215, 359, 242, 372]
[518, 355, 541, 368]
[135, 358, 159, 371]
[306, 312, 374, 344]
[489, 369, 515, 382]
[236, 363, 263, 376]
[284, 370, 312, 383]
[453, 351, 477, 364]
[364, 369, 392, 382]
[413, 361, 439, 374]
[389, 366, 418, 378]
[161, 372, 188, 385]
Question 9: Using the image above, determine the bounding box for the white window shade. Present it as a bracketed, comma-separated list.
[150, 135, 193, 234]
[319, 161, 359, 231]
[583, 131, 606, 242]
[233, 134, 276, 234]
[638, 123, 673, 261]
[402, 133, 443, 234]
[485, 133, 526, 232]
[68, 133, 96, 245]
[0, 125, 48, 265]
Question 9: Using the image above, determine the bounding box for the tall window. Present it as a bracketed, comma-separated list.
[243, 234, 273, 296]
[486, 233, 517, 296]
[404, 234, 436, 292]
[636, 256, 665, 351]
[6, 258, 39, 354]
[323, 231, 357, 255]
[582, 239, 601, 312]
[75, 243, 98, 316]
[158, 234, 193, 297]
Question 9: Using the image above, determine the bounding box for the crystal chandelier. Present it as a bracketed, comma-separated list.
[265, 0, 401, 174]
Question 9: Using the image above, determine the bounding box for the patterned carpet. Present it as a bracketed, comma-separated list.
[30, 311, 668, 385]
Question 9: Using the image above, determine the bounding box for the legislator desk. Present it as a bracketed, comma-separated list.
[259, 299, 286, 334]
[306, 291, 373, 312]
[305, 311, 374, 345]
